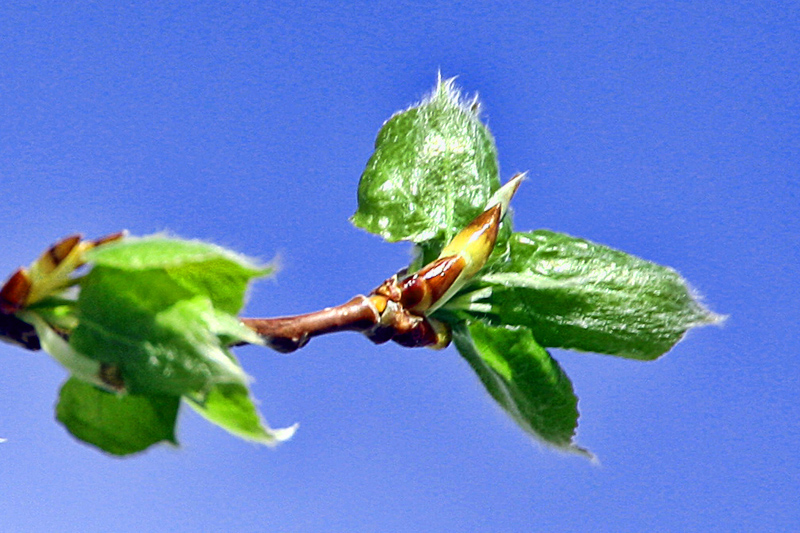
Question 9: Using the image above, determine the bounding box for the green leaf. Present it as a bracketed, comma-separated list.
[65, 236, 270, 396]
[186, 383, 297, 445]
[452, 320, 588, 456]
[71, 276, 250, 395]
[473, 231, 724, 360]
[27, 234, 289, 454]
[352, 77, 501, 250]
[21, 311, 105, 388]
[87, 235, 271, 315]
[56, 377, 179, 456]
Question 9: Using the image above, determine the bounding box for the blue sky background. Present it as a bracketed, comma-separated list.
[1, 2, 797, 531]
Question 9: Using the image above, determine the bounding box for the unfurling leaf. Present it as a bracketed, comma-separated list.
[56, 377, 179, 456]
[65, 236, 270, 396]
[20, 234, 290, 455]
[71, 271, 251, 396]
[352, 77, 501, 250]
[473, 231, 723, 360]
[452, 320, 589, 456]
[186, 383, 297, 445]
[85, 235, 270, 315]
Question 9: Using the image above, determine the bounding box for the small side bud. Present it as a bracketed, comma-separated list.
[391, 315, 452, 349]
[25, 232, 126, 306]
[0, 269, 32, 314]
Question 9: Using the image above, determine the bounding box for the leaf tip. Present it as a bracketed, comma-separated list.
[486, 172, 526, 219]
[701, 309, 727, 328]
[269, 422, 299, 445]
[429, 73, 484, 118]
[563, 442, 596, 461]
[684, 284, 727, 330]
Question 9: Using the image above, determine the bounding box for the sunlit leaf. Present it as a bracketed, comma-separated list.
[86, 235, 271, 315]
[71, 280, 250, 396]
[63, 236, 271, 396]
[352, 77, 501, 250]
[473, 231, 723, 360]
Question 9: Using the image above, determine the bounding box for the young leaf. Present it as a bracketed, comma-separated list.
[56, 377, 179, 456]
[473, 231, 723, 360]
[86, 236, 271, 315]
[21, 312, 106, 389]
[62, 236, 271, 396]
[352, 77, 501, 249]
[185, 383, 297, 445]
[452, 320, 588, 456]
[71, 276, 250, 396]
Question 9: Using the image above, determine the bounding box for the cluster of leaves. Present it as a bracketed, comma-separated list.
[17, 238, 295, 455]
[3, 77, 720, 457]
[352, 78, 721, 455]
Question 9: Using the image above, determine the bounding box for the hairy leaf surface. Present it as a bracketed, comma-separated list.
[352, 78, 500, 250]
[474, 231, 722, 359]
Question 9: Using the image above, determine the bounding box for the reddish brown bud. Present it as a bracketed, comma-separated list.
[391, 315, 452, 349]
[399, 255, 466, 313]
[0, 269, 32, 314]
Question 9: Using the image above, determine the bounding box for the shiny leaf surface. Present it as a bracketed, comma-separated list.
[352, 78, 500, 250]
[474, 231, 723, 359]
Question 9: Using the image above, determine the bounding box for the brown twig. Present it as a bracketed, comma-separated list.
[241, 295, 382, 353]
[240, 289, 451, 353]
